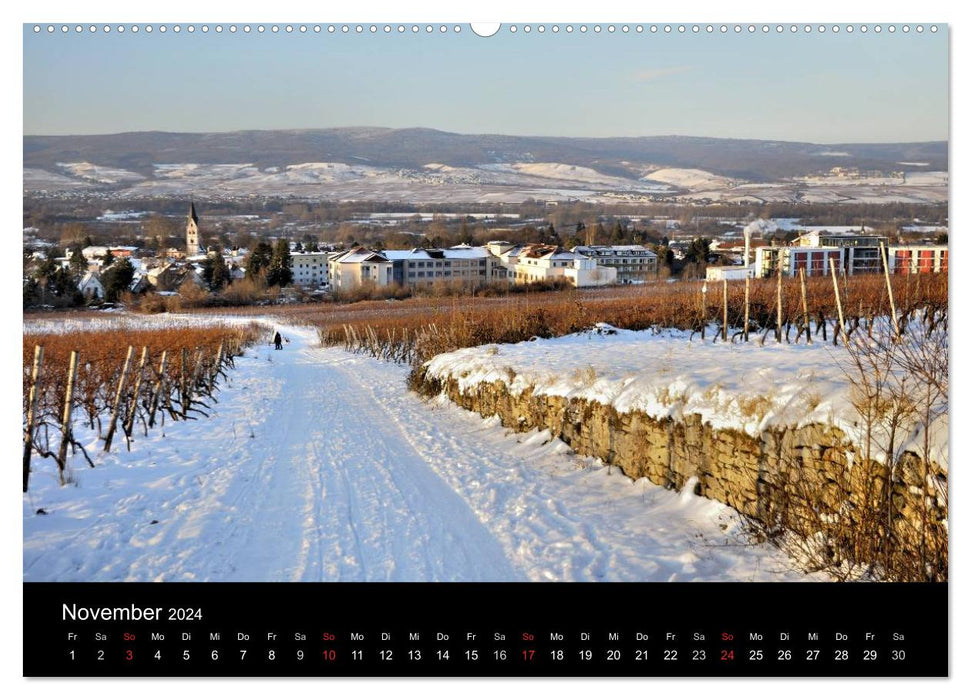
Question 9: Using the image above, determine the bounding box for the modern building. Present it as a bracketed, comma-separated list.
[512, 244, 617, 287]
[887, 245, 948, 274]
[793, 231, 889, 275]
[290, 251, 331, 289]
[755, 245, 842, 278]
[328, 247, 394, 291]
[754, 233, 947, 279]
[382, 245, 508, 287]
[571, 245, 658, 283]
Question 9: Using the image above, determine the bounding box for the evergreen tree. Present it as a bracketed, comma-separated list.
[36, 253, 57, 281]
[245, 241, 274, 280]
[49, 266, 82, 304]
[265, 239, 293, 287]
[210, 253, 231, 291]
[69, 247, 88, 277]
[101, 250, 115, 268]
[684, 237, 712, 265]
[201, 253, 231, 291]
[101, 259, 135, 302]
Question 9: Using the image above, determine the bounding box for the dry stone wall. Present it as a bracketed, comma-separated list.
[417, 370, 947, 580]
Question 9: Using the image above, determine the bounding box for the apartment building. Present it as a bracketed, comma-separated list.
[571, 245, 658, 283]
[290, 251, 331, 289]
[512, 244, 617, 287]
[328, 247, 394, 291]
[383, 245, 508, 286]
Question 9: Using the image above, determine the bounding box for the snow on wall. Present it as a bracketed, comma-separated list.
[423, 324, 947, 469]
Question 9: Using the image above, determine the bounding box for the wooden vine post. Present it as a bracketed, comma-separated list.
[879, 241, 900, 337]
[180, 348, 190, 419]
[123, 346, 149, 443]
[22, 345, 44, 492]
[776, 256, 783, 343]
[147, 350, 168, 428]
[830, 263, 849, 346]
[743, 274, 750, 342]
[103, 345, 134, 452]
[56, 350, 79, 484]
[700, 282, 707, 340]
[799, 268, 812, 344]
[208, 342, 224, 395]
[722, 278, 728, 342]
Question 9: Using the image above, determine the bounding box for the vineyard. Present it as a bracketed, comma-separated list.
[22, 321, 266, 492]
[311, 273, 948, 370]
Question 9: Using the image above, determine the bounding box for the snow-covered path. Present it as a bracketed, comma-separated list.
[23, 325, 819, 583]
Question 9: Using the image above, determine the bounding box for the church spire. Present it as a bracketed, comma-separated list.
[186, 201, 201, 255]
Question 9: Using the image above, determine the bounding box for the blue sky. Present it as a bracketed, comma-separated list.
[23, 23, 948, 143]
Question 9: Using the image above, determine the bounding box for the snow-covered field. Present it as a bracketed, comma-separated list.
[424, 325, 947, 469]
[23, 324, 818, 583]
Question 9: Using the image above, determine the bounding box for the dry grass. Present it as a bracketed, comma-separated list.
[23, 323, 265, 434]
[282, 273, 946, 370]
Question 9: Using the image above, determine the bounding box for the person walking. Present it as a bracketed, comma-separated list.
[273, 331, 283, 350]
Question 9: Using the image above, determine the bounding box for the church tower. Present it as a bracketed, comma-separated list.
[186, 202, 202, 255]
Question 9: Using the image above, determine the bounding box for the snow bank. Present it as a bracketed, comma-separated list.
[424, 325, 947, 468]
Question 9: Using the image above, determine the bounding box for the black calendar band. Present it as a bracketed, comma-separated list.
[24, 582, 947, 677]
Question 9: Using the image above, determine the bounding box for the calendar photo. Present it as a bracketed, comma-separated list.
[23, 21, 947, 599]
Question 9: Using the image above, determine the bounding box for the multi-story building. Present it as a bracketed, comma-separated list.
[327, 242, 617, 291]
[754, 233, 947, 278]
[383, 245, 508, 287]
[755, 245, 842, 278]
[290, 251, 331, 289]
[511, 244, 617, 287]
[888, 245, 948, 274]
[328, 247, 394, 291]
[794, 231, 889, 275]
[571, 245, 658, 283]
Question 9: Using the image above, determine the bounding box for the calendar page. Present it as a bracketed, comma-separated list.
[20, 6, 950, 682]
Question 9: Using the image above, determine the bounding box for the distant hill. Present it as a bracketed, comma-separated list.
[23, 128, 948, 182]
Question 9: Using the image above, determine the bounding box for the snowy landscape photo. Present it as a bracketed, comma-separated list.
[23, 22, 948, 585]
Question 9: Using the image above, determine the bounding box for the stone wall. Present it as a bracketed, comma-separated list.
[418, 370, 947, 580]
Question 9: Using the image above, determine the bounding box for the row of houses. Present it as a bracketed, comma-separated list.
[56, 242, 245, 301]
[707, 231, 948, 281]
[326, 243, 660, 292]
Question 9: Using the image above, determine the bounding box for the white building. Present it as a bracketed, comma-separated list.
[887, 245, 948, 274]
[512, 244, 617, 287]
[705, 265, 755, 282]
[383, 245, 508, 286]
[328, 247, 394, 292]
[77, 271, 105, 300]
[572, 245, 658, 283]
[755, 246, 841, 278]
[290, 251, 331, 289]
